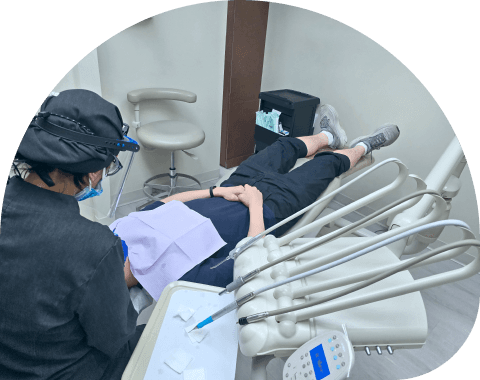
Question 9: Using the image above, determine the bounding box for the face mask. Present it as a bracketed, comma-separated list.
[74, 170, 104, 202]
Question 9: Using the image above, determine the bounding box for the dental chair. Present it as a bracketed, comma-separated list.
[231, 137, 480, 380]
[127, 88, 205, 201]
[125, 137, 477, 380]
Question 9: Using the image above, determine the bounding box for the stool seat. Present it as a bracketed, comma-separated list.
[137, 120, 205, 151]
[127, 87, 205, 205]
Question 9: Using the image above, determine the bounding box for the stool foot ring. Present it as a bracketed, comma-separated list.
[143, 172, 202, 201]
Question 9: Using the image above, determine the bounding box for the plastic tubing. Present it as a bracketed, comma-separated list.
[257, 190, 439, 272]
[251, 220, 469, 297]
[268, 239, 479, 319]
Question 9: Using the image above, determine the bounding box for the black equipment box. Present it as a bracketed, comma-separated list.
[254, 89, 320, 152]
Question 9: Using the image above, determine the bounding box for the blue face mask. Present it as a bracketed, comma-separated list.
[75, 177, 103, 202]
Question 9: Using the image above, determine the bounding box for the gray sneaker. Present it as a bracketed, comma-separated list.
[349, 123, 400, 154]
[315, 104, 348, 149]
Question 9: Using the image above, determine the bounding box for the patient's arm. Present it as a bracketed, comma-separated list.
[247, 204, 265, 237]
[238, 185, 265, 237]
[124, 257, 138, 288]
[161, 186, 244, 203]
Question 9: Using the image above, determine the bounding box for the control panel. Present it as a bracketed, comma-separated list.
[283, 330, 354, 380]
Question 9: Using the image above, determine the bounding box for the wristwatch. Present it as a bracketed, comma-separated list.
[209, 186, 217, 198]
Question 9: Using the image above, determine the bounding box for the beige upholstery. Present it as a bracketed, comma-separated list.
[137, 120, 205, 150]
[127, 88, 197, 103]
[127, 87, 205, 202]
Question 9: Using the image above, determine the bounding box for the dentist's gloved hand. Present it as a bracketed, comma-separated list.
[215, 185, 245, 202]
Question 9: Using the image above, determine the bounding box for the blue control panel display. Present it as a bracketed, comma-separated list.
[310, 344, 330, 379]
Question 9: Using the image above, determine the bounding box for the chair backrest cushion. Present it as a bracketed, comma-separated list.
[127, 88, 197, 104]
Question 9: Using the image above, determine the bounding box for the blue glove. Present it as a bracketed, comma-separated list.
[113, 229, 129, 262]
[121, 239, 129, 262]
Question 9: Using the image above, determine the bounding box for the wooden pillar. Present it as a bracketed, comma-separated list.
[220, 0, 270, 168]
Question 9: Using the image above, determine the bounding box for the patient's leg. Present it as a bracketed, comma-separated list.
[221, 138, 311, 188]
[264, 151, 351, 236]
[224, 104, 345, 181]
[331, 145, 365, 168]
[277, 145, 365, 208]
[224, 134, 329, 181]
[296, 133, 330, 157]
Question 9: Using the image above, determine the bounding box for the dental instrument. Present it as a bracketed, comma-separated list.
[238, 237, 478, 326]
[188, 291, 256, 331]
[195, 219, 468, 329]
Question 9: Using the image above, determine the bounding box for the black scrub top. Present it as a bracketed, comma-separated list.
[0, 177, 138, 380]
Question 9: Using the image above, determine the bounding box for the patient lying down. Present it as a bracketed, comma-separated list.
[114, 104, 400, 296]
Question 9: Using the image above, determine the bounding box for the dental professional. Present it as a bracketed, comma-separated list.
[0, 90, 142, 380]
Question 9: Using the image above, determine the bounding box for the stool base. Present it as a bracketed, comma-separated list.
[137, 173, 202, 211]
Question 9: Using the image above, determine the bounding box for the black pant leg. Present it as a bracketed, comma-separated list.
[221, 137, 308, 188]
[264, 152, 351, 236]
[248, 137, 308, 174]
[282, 151, 351, 194]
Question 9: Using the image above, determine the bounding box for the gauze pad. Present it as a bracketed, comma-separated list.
[175, 305, 196, 321]
[184, 368, 206, 380]
[187, 328, 209, 344]
[164, 347, 194, 374]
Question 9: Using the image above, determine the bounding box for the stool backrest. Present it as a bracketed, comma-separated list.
[127, 88, 197, 104]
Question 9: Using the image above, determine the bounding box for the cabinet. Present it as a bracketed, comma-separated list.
[254, 89, 320, 152]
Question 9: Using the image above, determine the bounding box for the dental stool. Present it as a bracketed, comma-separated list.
[127, 88, 205, 201]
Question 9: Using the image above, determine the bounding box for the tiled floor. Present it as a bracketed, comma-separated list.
[118, 172, 479, 380]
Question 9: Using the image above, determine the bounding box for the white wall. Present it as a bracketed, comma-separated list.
[54, 49, 103, 95]
[261, 3, 478, 246]
[97, 2, 228, 198]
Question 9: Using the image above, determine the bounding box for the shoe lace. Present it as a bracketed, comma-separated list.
[320, 116, 331, 130]
[371, 133, 386, 150]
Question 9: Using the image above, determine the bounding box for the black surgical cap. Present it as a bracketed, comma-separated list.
[16, 89, 124, 173]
